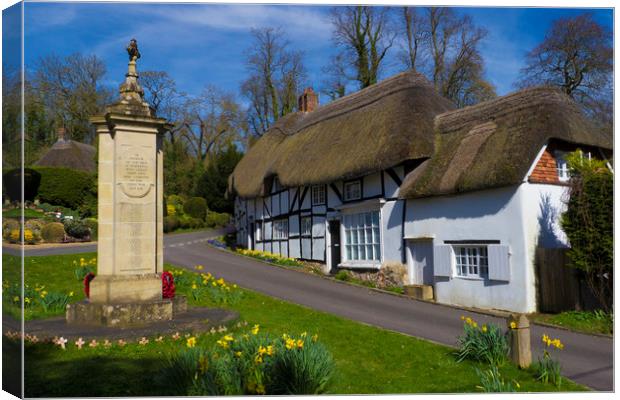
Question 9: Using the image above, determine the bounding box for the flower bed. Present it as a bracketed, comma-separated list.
[236, 248, 302, 267]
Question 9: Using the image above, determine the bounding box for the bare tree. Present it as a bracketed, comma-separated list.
[399, 7, 426, 72]
[330, 6, 395, 89]
[241, 27, 306, 136]
[517, 13, 612, 132]
[321, 53, 348, 100]
[140, 70, 186, 142]
[33, 53, 112, 143]
[178, 86, 246, 162]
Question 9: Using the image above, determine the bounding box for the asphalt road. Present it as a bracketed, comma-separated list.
[4, 229, 613, 391]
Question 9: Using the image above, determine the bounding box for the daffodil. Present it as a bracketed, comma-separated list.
[482, 325, 487, 333]
[510, 321, 517, 329]
[251, 324, 260, 335]
[186, 337, 197, 348]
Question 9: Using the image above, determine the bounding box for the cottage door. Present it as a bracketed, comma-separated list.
[328, 220, 341, 271]
[408, 240, 434, 285]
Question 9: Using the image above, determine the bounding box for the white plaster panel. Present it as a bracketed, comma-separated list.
[363, 172, 382, 198]
[289, 239, 301, 259]
[381, 200, 404, 263]
[404, 185, 534, 313]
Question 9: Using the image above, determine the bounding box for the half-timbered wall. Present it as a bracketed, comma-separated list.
[234, 164, 409, 269]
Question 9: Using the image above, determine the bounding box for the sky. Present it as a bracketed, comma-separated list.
[2, 1, 614, 103]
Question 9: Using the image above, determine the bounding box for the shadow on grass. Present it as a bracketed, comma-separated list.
[3, 337, 22, 397]
[24, 344, 175, 397]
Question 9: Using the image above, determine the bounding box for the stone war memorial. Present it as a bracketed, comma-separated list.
[64, 39, 234, 329]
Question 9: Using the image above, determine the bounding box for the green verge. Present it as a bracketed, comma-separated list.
[3, 208, 46, 219]
[2, 253, 587, 396]
[529, 311, 613, 336]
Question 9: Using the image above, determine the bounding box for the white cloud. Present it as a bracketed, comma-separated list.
[142, 4, 333, 41]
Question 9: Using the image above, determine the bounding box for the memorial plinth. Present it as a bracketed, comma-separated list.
[67, 39, 175, 326]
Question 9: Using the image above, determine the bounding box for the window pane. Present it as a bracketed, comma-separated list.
[359, 245, 366, 259]
[372, 211, 379, 226]
[352, 246, 358, 260]
[346, 245, 351, 260]
[365, 213, 372, 226]
[374, 245, 381, 260]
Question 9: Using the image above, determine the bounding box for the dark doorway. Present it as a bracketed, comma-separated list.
[329, 220, 341, 272]
[249, 222, 255, 250]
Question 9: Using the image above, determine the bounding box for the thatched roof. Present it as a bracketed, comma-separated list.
[229, 70, 455, 198]
[35, 138, 96, 173]
[399, 87, 613, 199]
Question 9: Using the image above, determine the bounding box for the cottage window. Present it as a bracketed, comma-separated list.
[453, 246, 488, 278]
[343, 211, 380, 262]
[300, 216, 312, 236]
[312, 185, 326, 205]
[273, 219, 288, 239]
[555, 152, 569, 182]
[343, 180, 361, 201]
[256, 221, 262, 241]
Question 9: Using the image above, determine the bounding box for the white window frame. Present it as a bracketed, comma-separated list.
[273, 219, 288, 240]
[554, 151, 570, 182]
[312, 185, 326, 205]
[342, 210, 381, 264]
[343, 180, 361, 201]
[300, 216, 312, 236]
[453, 245, 489, 279]
[256, 221, 262, 241]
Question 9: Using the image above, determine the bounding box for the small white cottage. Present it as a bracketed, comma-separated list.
[228, 70, 612, 313]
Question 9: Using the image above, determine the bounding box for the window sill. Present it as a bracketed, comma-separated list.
[454, 275, 487, 281]
[338, 262, 381, 270]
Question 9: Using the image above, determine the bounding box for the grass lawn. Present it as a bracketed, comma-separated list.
[529, 311, 613, 336]
[2, 253, 586, 396]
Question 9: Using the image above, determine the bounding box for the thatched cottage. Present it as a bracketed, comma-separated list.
[228, 70, 612, 313]
[35, 127, 97, 173]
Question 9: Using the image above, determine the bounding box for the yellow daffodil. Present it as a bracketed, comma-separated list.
[266, 345, 274, 356]
[186, 337, 197, 348]
[297, 339, 304, 349]
[251, 324, 260, 335]
[191, 283, 197, 290]
[285, 338, 296, 350]
[254, 354, 263, 364]
[482, 325, 487, 333]
[312, 334, 319, 342]
[256, 384, 266, 395]
[235, 351, 242, 358]
[460, 315, 465, 320]
[68, 291, 74, 297]
[12, 296, 19, 302]
[510, 321, 517, 329]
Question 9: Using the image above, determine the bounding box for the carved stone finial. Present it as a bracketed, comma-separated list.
[127, 38, 141, 62]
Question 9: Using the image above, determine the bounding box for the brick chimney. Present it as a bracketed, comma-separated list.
[298, 87, 318, 113]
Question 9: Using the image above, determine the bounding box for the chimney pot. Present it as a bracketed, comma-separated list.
[298, 87, 318, 113]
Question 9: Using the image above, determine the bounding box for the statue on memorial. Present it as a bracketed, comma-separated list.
[127, 38, 141, 61]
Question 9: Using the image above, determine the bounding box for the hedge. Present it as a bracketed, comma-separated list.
[32, 167, 96, 211]
[3, 168, 41, 201]
[183, 197, 207, 220]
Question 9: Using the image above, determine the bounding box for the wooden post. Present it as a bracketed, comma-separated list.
[508, 314, 531, 369]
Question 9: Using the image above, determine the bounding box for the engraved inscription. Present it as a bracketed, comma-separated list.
[119, 147, 153, 198]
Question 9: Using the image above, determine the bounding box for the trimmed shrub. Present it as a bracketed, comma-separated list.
[167, 194, 185, 215]
[41, 222, 66, 243]
[34, 167, 96, 211]
[163, 216, 179, 233]
[3, 168, 41, 201]
[184, 197, 207, 220]
[2, 219, 20, 241]
[63, 218, 90, 239]
[206, 211, 231, 228]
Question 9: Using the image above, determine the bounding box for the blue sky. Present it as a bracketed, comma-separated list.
[2, 2, 614, 102]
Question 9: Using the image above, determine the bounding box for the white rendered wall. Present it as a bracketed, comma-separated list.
[404, 185, 535, 313]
